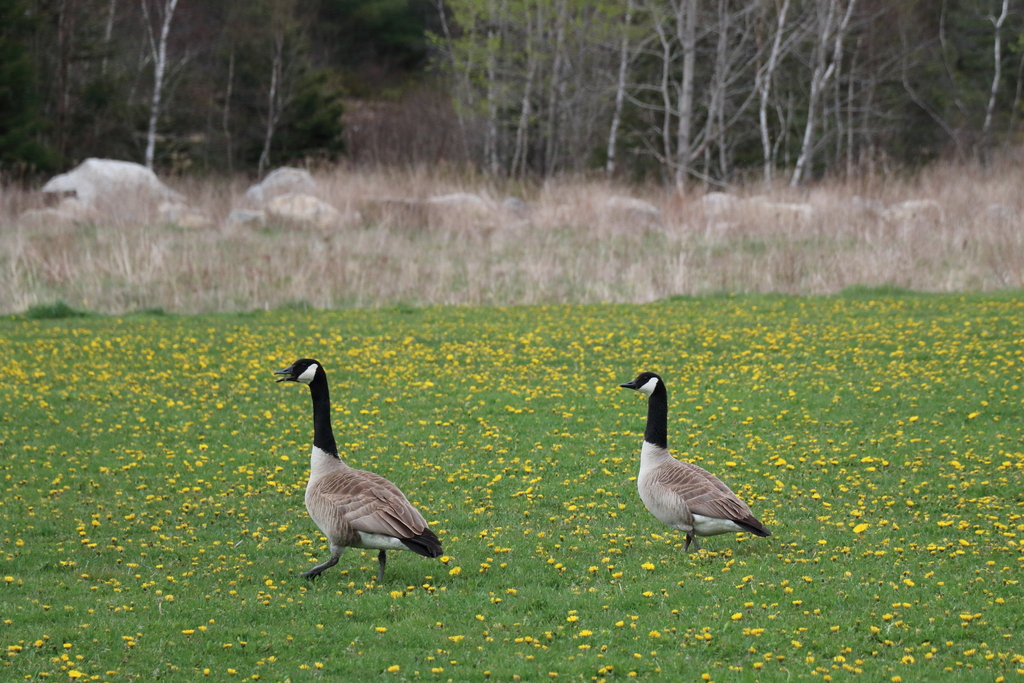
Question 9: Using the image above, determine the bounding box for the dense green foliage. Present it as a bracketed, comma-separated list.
[0, 0, 53, 173]
[2, 296, 1022, 680]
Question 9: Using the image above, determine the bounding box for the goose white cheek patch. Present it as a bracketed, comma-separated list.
[297, 363, 319, 384]
[637, 376, 660, 396]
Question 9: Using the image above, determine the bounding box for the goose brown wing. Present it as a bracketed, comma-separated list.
[312, 468, 430, 539]
[661, 460, 755, 522]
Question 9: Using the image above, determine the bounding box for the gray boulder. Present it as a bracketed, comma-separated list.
[266, 193, 341, 229]
[245, 168, 317, 204]
[41, 158, 183, 209]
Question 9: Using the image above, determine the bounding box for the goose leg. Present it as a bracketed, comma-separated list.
[684, 532, 701, 553]
[302, 545, 344, 580]
[376, 550, 387, 582]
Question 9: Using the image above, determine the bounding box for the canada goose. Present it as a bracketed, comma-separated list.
[275, 358, 442, 581]
[620, 371, 770, 551]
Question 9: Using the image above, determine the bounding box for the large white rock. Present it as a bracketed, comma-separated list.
[41, 158, 183, 209]
[266, 193, 341, 229]
[246, 168, 317, 204]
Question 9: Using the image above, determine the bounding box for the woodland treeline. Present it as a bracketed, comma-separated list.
[1, 0, 1022, 185]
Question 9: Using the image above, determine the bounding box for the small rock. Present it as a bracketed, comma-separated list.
[502, 197, 529, 218]
[225, 209, 267, 230]
[850, 195, 884, 216]
[881, 199, 943, 224]
[743, 197, 814, 222]
[700, 192, 740, 216]
[605, 196, 661, 216]
[426, 193, 491, 211]
[245, 168, 317, 204]
[266, 193, 341, 229]
[158, 202, 211, 229]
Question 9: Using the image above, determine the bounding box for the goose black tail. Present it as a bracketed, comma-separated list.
[401, 528, 443, 558]
[735, 517, 772, 538]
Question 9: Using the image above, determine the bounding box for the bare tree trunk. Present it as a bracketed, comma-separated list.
[674, 0, 696, 190]
[258, 30, 284, 178]
[846, 40, 857, 178]
[223, 45, 235, 174]
[791, 0, 855, 187]
[543, 0, 567, 176]
[981, 0, 1009, 144]
[102, 0, 118, 75]
[510, 3, 537, 178]
[433, 0, 471, 160]
[142, 0, 180, 170]
[485, 0, 501, 176]
[606, 0, 633, 178]
[652, 9, 674, 178]
[758, 0, 790, 185]
[708, 0, 729, 179]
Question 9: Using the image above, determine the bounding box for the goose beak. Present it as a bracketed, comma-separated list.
[619, 379, 638, 390]
[274, 365, 296, 382]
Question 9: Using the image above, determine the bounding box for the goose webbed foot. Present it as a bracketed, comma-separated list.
[301, 547, 342, 580]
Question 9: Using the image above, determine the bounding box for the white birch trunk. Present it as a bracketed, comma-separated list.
[606, 1, 633, 177]
[143, 0, 180, 170]
[102, 0, 118, 75]
[258, 31, 284, 178]
[758, 0, 790, 185]
[485, 0, 501, 176]
[543, 0, 567, 176]
[511, 4, 537, 177]
[674, 0, 696, 190]
[982, 0, 1009, 141]
[791, 0, 855, 187]
[652, 10, 674, 175]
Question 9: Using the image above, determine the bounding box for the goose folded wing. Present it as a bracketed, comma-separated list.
[686, 494, 755, 524]
[665, 462, 753, 519]
[318, 476, 429, 539]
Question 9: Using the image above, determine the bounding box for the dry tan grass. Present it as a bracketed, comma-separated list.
[2, 159, 1023, 315]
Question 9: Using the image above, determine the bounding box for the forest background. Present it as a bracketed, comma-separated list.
[2, 0, 1023, 186]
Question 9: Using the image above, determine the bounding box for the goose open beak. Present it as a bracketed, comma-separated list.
[274, 365, 296, 382]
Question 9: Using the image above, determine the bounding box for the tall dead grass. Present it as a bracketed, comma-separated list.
[2, 159, 1023, 315]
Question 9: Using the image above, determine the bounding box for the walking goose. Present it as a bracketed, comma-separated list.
[275, 358, 442, 581]
[620, 371, 771, 551]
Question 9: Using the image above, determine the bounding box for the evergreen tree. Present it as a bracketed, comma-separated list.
[0, 0, 54, 171]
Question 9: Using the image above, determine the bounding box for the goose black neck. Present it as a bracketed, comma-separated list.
[644, 382, 669, 449]
[308, 373, 338, 456]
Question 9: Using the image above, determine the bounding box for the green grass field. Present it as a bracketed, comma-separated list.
[1, 294, 1022, 682]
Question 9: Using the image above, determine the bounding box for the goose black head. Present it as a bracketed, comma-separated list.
[619, 371, 663, 397]
[275, 358, 323, 385]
